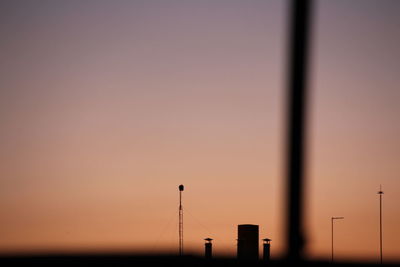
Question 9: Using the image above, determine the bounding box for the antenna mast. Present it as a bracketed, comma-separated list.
[178, 184, 184, 256]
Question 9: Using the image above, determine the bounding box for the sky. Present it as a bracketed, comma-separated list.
[0, 0, 399, 263]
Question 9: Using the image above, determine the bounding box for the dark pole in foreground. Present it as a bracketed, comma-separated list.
[179, 184, 184, 256]
[378, 186, 384, 264]
[285, 0, 313, 261]
[331, 217, 344, 262]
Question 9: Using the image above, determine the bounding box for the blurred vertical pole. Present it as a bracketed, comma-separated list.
[286, 0, 313, 261]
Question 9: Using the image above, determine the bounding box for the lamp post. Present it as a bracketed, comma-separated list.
[331, 216, 344, 262]
[178, 184, 184, 256]
[378, 186, 384, 264]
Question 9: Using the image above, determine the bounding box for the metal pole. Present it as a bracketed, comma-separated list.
[179, 190, 183, 256]
[378, 186, 383, 264]
[380, 193, 382, 264]
[331, 217, 333, 262]
[178, 185, 184, 256]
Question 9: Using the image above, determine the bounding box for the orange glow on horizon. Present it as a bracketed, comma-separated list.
[1, 0, 400, 263]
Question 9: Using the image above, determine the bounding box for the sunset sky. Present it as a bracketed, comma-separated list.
[1, 0, 399, 262]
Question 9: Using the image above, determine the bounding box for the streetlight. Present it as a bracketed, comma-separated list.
[378, 185, 384, 264]
[331, 216, 344, 262]
[178, 184, 184, 256]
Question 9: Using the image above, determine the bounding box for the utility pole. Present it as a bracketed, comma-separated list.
[378, 185, 384, 264]
[331, 216, 344, 262]
[179, 184, 184, 256]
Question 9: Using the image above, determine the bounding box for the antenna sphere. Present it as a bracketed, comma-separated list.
[179, 184, 184, 191]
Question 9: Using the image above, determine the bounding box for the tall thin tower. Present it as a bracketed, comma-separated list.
[178, 184, 184, 256]
[378, 185, 384, 264]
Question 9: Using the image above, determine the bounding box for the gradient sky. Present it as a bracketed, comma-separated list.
[0, 0, 399, 262]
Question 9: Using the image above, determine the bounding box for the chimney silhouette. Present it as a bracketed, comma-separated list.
[237, 224, 259, 260]
[204, 238, 213, 259]
[262, 238, 271, 261]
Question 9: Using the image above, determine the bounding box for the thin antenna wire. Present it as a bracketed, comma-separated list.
[185, 208, 215, 237]
[152, 208, 177, 252]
